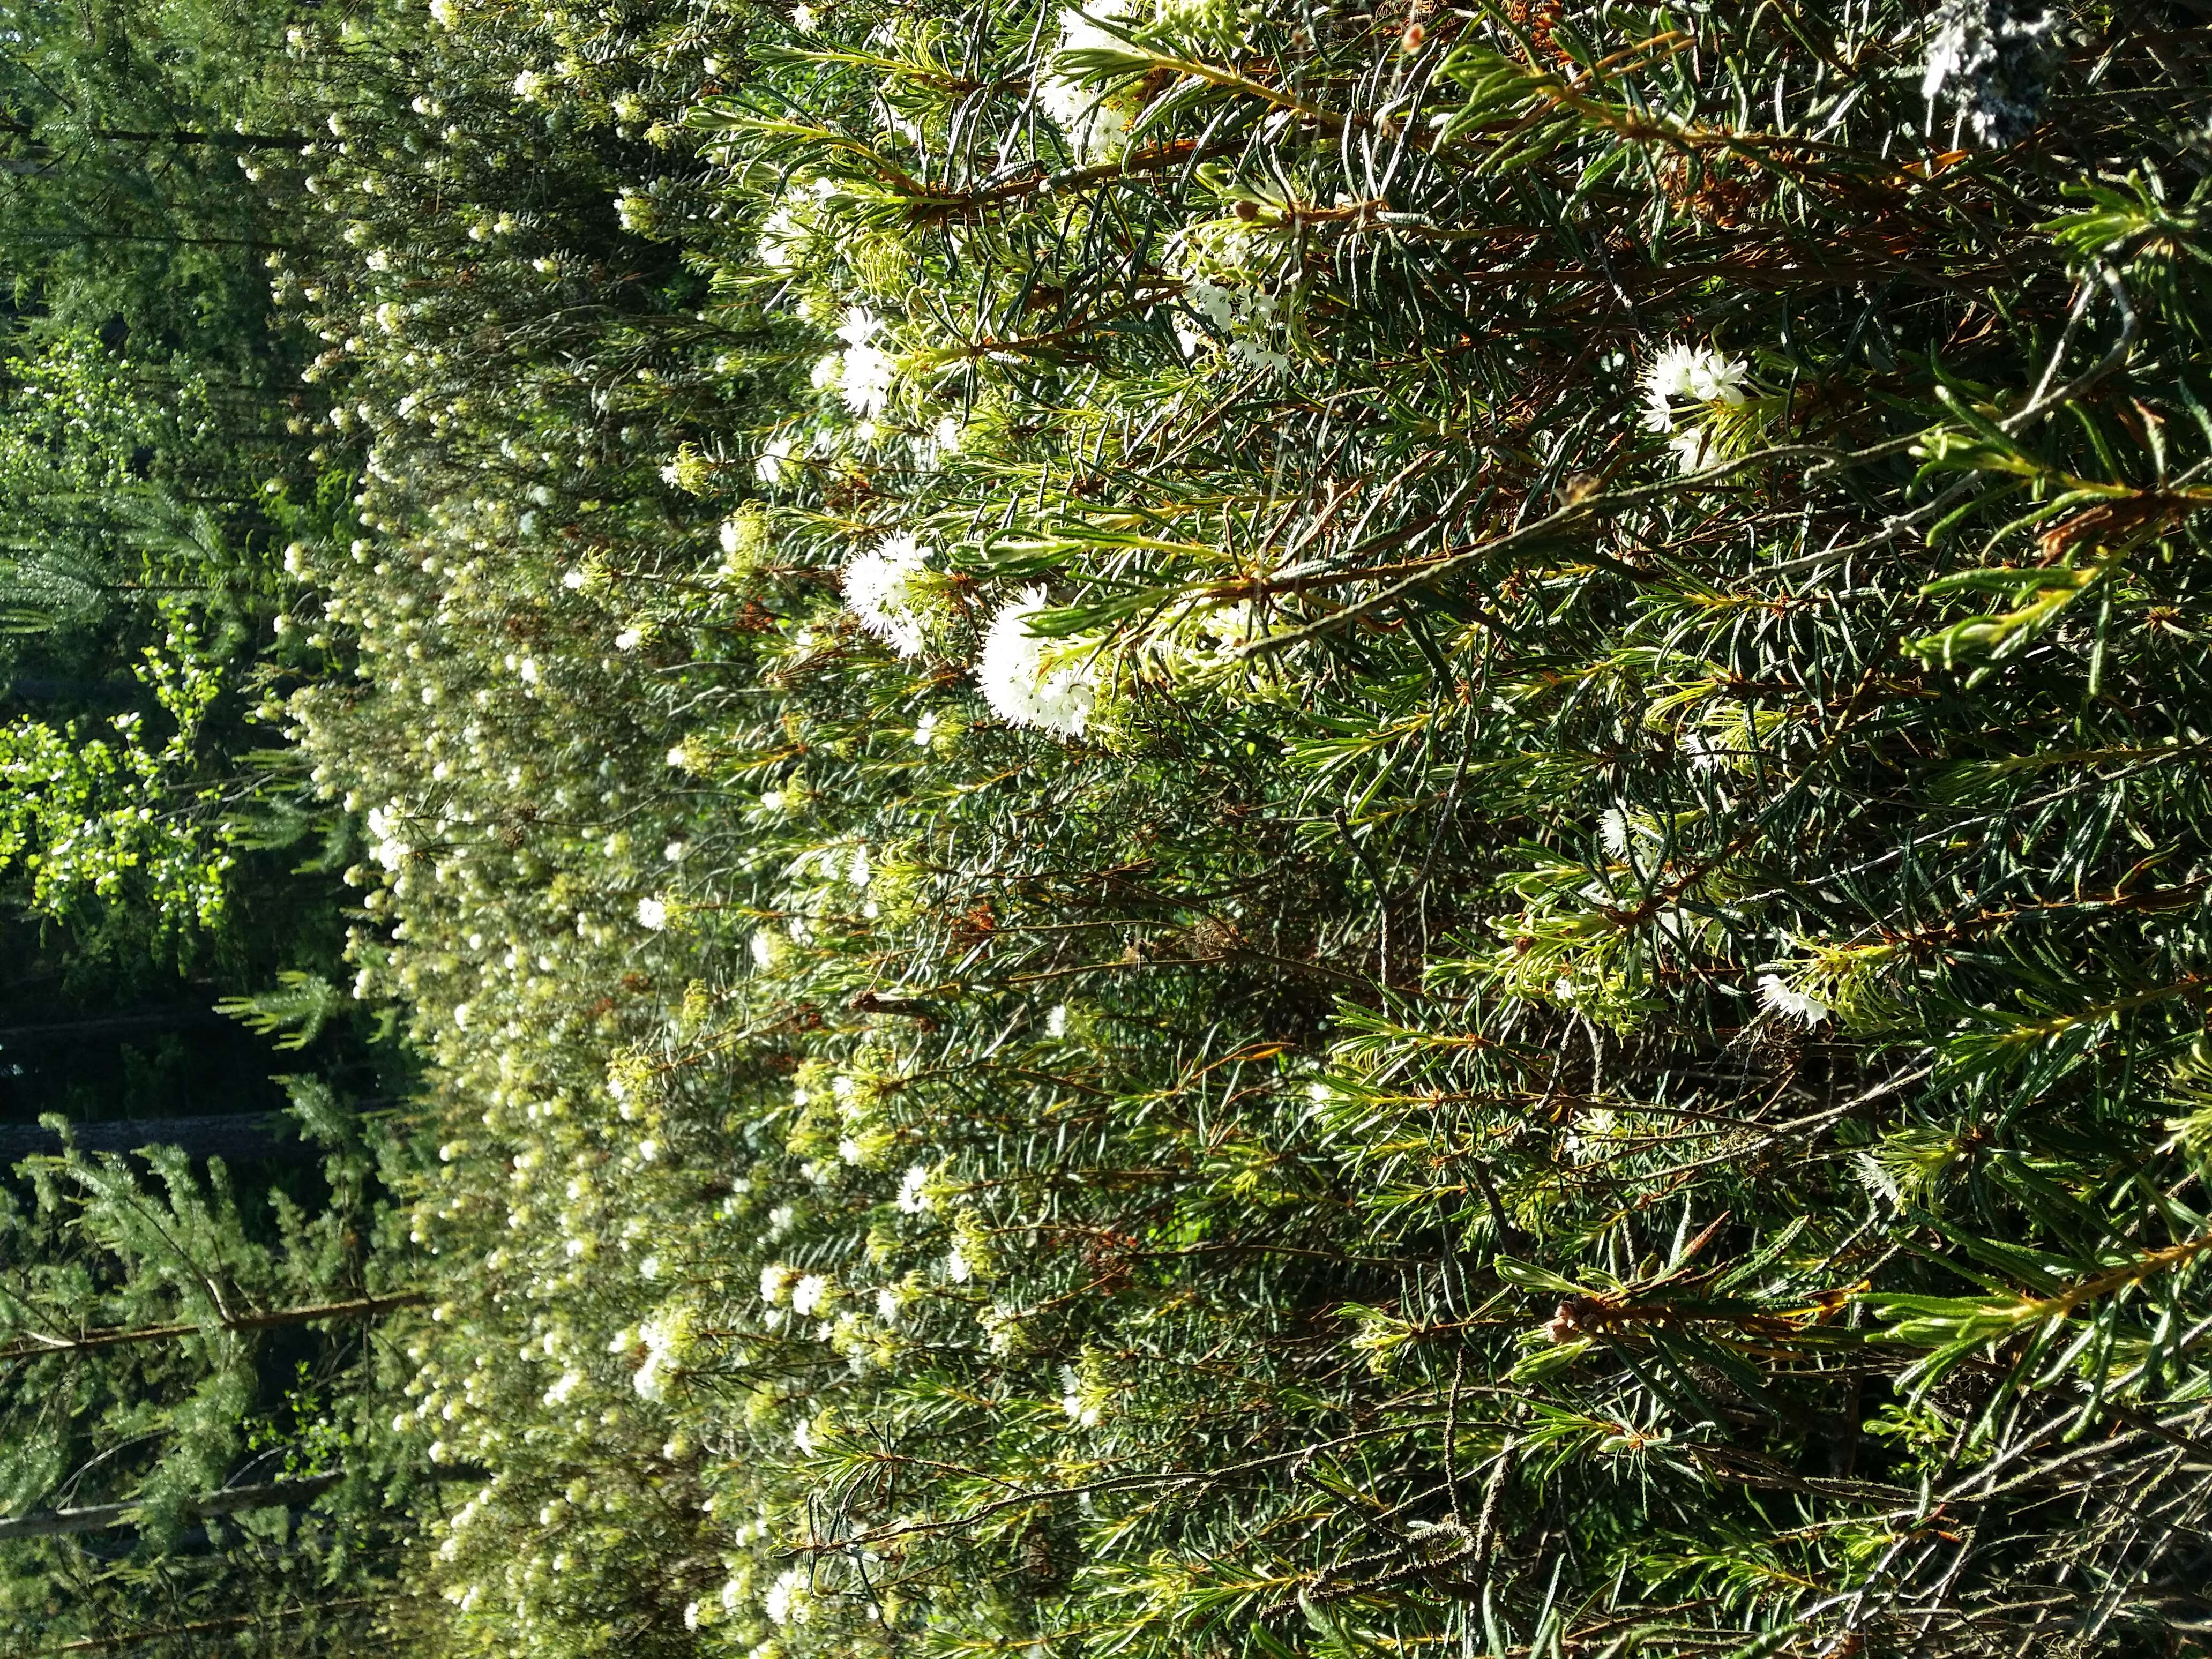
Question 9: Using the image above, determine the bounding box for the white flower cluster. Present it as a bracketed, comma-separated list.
[896, 1163, 933, 1214]
[630, 1307, 693, 1401]
[764, 1566, 813, 1626]
[365, 800, 415, 871]
[754, 433, 796, 484]
[1639, 341, 1751, 474]
[841, 533, 939, 657]
[1180, 278, 1294, 374]
[1037, 4, 1134, 164]
[1758, 972, 1832, 1028]
[976, 587, 1100, 740]
[821, 306, 896, 419]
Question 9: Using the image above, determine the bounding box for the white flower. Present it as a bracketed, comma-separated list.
[1228, 338, 1292, 375]
[764, 1566, 811, 1626]
[1600, 808, 1631, 860]
[912, 708, 941, 748]
[615, 627, 645, 651]
[1045, 1004, 1069, 1037]
[946, 1244, 972, 1283]
[1640, 341, 1750, 419]
[976, 587, 1099, 740]
[1038, 5, 1133, 162]
[791, 3, 818, 28]
[1060, 1363, 1103, 1427]
[633, 1312, 690, 1400]
[1639, 342, 1750, 475]
[760, 1262, 799, 1303]
[791, 1274, 829, 1316]
[637, 896, 668, 930]
[755, 434, 795, 484]
[839, 342, 896, 418]
[1758, 973, 1831, 1028]
[1185, 279, 1237, 328]
[836, 306, 882, 347]
[513, 68, 546, 100]
[842, 534, 938, 656]
[810, 353, 843, 392]
[758, 202, 809, 268]
[896, 1164, 932, 1214]
[1638, 342, 1750, 476]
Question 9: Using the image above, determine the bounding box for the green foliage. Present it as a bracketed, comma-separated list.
[0, 1118, 401, 1653]
[52, 0, 2212, 1655]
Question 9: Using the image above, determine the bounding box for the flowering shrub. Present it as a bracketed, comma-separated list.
[220, 0, 2212, 1656]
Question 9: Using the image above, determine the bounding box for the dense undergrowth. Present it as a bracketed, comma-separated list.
[134, 0, 2212, 1652]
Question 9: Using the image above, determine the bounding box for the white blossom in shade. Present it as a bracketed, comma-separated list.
[1037, 6, 1134, 162]
[1758, 973, 1832, 1028]
[764, 1567, 811, 1626]
[791, 3, 818, 28]
[842, 534, 936, 656]
[896, 1163, 932, 1214]
[755, 434, 795, 484]
[636, 896, 668, 930]
[809, 353, 842, 392]
[633, 1312, 689, 1400]
[1045, 1004, 1069, 1037]
[1600, 808, 1631, 860]
[1228, 337, 1292, 375]
[757, 204, 807, 270]
[761, 1262, 799, 1303]
[876, 1286, 902, 1325]
[1185, 279, 1237, 328]
[912, 708, 940, 748]
[976, 587, 1099, 739]
[1059, 1363, 1103, 1427]
[791, 1274, 829, 1316]
[946, 1243, 972, 1283]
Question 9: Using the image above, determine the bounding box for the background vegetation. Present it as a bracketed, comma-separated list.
[6, 0, 2212, 1655]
